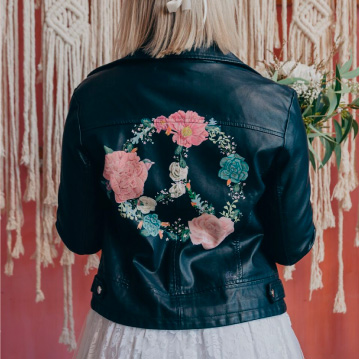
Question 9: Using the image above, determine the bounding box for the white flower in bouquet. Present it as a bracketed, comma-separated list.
[280, 61, 322, 83]
[256, 60, 323, 105]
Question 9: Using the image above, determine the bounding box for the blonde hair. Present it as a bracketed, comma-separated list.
[114, 0, 241, 59]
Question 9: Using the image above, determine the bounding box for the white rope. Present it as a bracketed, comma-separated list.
[333, 208, 347, 313]
[3, 0, 25, 277]
[59, 246, 77, 351]
[84, 254, 100, 276]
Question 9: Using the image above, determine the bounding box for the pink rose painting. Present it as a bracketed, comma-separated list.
[103, 150, 153, 203]
[188, 213, 235, 250]
[153, 110, 209, 148]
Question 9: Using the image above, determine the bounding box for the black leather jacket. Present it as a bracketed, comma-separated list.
[56, 44, 316, 330]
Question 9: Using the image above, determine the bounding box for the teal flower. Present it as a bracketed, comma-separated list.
[218, 153, 249, 183]
[142, 214, 162, 236]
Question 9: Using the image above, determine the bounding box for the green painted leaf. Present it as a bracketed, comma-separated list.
[141, 118, 152, 127]
[155, 193, 166, 201]
[179, 156, 187, 168]
[174, 145, 183, 155]
[104, 145, 114, 154]
[166, 231, 178, 240]
[140, 229, 150, 237]
[233, 183, 240, 192]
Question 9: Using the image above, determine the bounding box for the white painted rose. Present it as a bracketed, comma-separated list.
[169, 182, 186, 198]
[137, 196, 157, 214]
[169, 162, 188, 182]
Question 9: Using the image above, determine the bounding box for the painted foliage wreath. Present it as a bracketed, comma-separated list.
[101, 110, 249, 250]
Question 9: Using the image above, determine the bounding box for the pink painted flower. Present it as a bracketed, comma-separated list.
[153, 115, 169, 133]
[103, 151, 152, 203]
[188, 213, 234, 250]
[169, 110, 209, 148]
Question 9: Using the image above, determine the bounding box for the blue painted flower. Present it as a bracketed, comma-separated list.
[142, 214, 162, 236]
[218, 153, 249, 183]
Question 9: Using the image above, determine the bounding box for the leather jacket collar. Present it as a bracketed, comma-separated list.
[87, 43, 261, 77]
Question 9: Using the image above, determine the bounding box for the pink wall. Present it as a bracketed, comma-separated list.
[2, 3, 359, 358]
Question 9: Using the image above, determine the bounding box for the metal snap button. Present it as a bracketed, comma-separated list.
[97, 285, 102, 295]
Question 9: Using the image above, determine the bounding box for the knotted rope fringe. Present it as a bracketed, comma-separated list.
[2, 0, 25, 277]
[59, 247, 77, 351]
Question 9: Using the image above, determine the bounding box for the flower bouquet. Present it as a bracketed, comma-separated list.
[255, 49, 359, 171]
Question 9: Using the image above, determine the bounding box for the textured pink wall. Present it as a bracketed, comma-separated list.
[2, 4, 359, 359]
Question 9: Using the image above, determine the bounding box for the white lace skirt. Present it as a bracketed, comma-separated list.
[72, 308, 305, 359]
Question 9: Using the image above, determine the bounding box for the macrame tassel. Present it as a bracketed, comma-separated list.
[355, 220, 359, 247]
[2, 0, 25, 277]
[59, 246, 77, 351]
[0, 0, 6, 212]
[281, 0, 288, 61]
[84, 254, 100, 275]
[309, 230, 324, 300]
[283, 265, 295, 281]
[333, 208, 347, 313]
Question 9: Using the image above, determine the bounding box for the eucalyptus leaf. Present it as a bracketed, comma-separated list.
[334, 65, 342, 107]
[277, 77, 309, 85]
[339, 49, 353, 75]
[341, 112, 353, 143]
[334, 144, 341, 170]
[307, 124, 336, 143]
[318, 136, 335, 168]
[350, 97, 359, 107]
[326, 87, 338, 118]
[272, 70, 278, 82]
[307, 139, 322, 169]
[308, 145, 316, 171]
[333, 119, 342, 144]
[352, 120, 358, 138]
[341, 67, 359, 79]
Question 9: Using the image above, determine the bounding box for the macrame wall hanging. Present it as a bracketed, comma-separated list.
[1, 0, 358, 352]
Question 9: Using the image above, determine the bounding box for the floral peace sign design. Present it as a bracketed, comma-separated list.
[101, 110, 249, 250]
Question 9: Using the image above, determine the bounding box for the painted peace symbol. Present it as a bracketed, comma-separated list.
[101, 110, 249, 250]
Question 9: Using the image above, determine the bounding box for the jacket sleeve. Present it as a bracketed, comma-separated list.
[260, 89, 316, 266]
[55, 89, 104, 255]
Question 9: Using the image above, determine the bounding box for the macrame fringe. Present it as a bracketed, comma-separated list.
[84, 253, 100, 275]
[59, 246, 77, 351]
[283, 265, 295, 281]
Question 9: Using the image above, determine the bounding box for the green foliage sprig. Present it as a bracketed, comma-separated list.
[261, 49, 359, 171]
